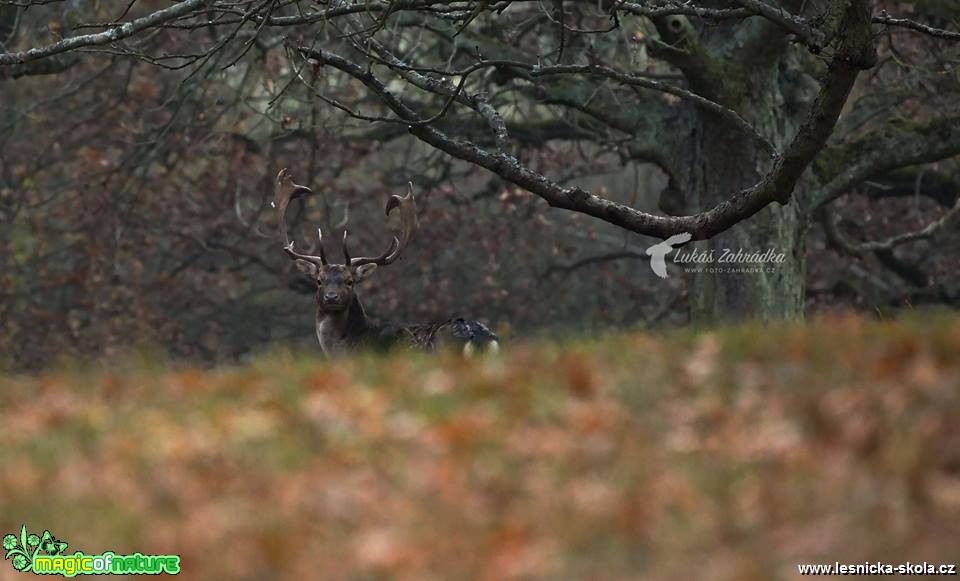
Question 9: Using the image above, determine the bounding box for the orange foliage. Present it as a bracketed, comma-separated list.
[1, 315, 959, 579]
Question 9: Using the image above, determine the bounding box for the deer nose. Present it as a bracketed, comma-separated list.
[323, 292, 338, 303]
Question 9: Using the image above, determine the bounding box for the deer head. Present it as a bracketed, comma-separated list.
[274, 169, 417, 313]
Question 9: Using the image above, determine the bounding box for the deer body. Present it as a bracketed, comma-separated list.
[313, 286, 409, 353]
[275, 170, 498, 356]
[314, 292, 498, 354]
[315, 294, 373, 354]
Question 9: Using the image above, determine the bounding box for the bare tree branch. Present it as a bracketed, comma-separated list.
[300, 0, 874, 241]
[730, 0, 825, 51]
[618, 2, 751, 20]
[543, 251, 649, 277]
[824, 196, 960, 254]
[362, 39, 511, 152]
[0, 0, 206, 66]
[527, 63, 778, 156]
[810, 116, 960, 210]
[873, 14, 960, 41]
[349, 42, 775, 154]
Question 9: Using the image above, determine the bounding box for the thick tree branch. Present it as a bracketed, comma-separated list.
[810, 116, 960, 210]
[617, 2, 751, 20]
[266, 0, 754, 27]
[0, 0, 206, 66]
[302, 0, 873, 241]
[0, 52, 77, 79]
[264, 0, 468, 26]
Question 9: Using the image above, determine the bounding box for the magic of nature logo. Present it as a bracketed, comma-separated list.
[3, 525, 180, 576]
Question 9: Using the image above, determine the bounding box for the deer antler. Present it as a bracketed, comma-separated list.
[274, 168, 327, 266]
[345, 182, 418, 267]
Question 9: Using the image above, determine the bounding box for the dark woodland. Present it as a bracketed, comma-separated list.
[1, 0, 959, 368]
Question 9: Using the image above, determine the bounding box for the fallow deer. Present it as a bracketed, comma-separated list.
[274, 169, 499, 356]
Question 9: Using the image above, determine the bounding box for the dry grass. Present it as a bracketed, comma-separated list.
[2, 313, 959, 580]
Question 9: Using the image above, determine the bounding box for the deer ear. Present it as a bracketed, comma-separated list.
[355, 263, 378, 280]
[295, 259, 319, 277]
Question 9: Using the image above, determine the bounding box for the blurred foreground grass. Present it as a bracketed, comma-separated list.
[1, 314, 959, 580]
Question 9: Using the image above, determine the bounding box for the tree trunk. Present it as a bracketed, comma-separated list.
[668, 47, 815, 323]
[687, 193, 806, 323]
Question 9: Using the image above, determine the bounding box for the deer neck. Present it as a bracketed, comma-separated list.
[316, 295, 374, 354]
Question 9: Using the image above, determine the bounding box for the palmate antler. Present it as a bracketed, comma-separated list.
[274, 168, 327, 266]
[344, 182, 418, 267]
[275, 169, 418, 268]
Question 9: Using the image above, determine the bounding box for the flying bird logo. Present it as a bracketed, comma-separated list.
[645, 232, 692, 279]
